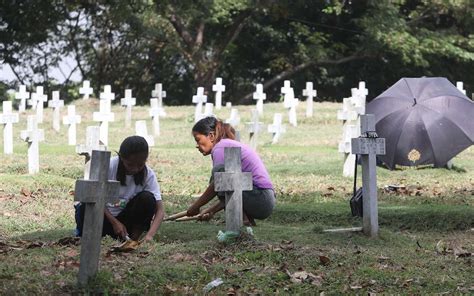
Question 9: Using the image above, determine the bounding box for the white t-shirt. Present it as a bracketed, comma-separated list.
[106, 156, 162, 216]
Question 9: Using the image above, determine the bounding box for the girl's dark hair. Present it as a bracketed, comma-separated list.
[116, 136, 149, 186]
[192, 116, 235, 143]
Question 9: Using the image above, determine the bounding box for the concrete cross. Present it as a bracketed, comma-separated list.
[284, 89, 299, 127]
[120, 89, 136, 128]
[76, 126, 106, 179]
[203, 102, 214, 117]
[48, 91, 64, 132]
[302, 82, 317, 118]
[63, 105, 82, 146]
[79, 80, 94, 100]
[74, 150, 120, 286]
[212, 77, 226, 110]
[151, 83, 167, 109]
[226, 108, 240, 128]
[30, 86, 48, 123]
[267, 113, 286, 144]
[351, 114, 386, 238]
[280, 80, 292, 96]
[192, 87, 207, 122]
[339, 124, 359, 177]
[337, 97, 359, 122]
[20, 115, 44, 174]
[93, 99, 115, 146]
[99, 85, 115, 101]
[135, 120, 154, 146]
[149, 98, 165, 137]
[456, 81, 466, 95]
[15, 85, 29, 113]
[245, 109, 264, 150]
[225, 102, 232, 108]
[253, 84, 266, 116]
[0, 101, 19, 154]
[214, 147, 253, 233]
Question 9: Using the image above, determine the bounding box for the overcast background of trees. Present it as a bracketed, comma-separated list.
[1, 0, 473, 105]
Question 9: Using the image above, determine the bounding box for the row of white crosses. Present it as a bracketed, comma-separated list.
[337, 81, 369, 177]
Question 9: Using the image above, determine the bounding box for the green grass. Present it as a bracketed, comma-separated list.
[0, 100, 473, 294]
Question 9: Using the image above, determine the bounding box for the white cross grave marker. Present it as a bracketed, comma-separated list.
[135, 120, 154, 147]
[151, 83, 167, 109]
[226, 108, 240, 128]
[76, 126, 106, 179]
[48, 91, 64, 132]
[15, 85, 29, 113]
[267, 113, 286, 144]
[284, 89, 299, 127]
[74, 150, 120, 285]
[203, 102, 214, 117]
[99, 85, 115, 101]
[192, 87, 207, 122]
[0, 101, 19, 154]
[20, 115, 44, 174]
[212, 77, 226, 110]
[214, 147, 253, 233]
[351, 114, 386, 238]
[302, 82, 317, 118]
[93, 99, 115, 146]
[253, 84, 267, 116]
[456, 81, 466, 95]
[30, 86, 48, 123]
[281, 80, 292, 97]
[226, 102, 232, 109]
[245, 109, 264, 150]
[79, 80, 94, 100]
[63, 105, 82, 145]
[149, 98, 165, 137]
[121, 89, 136, 128]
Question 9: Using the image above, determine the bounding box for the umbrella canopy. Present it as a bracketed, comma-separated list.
[366, 77, 474, 170]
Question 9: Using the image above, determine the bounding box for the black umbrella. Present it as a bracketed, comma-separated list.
[366, 77, 474, 170]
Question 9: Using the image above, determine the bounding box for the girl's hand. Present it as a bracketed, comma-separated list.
[187, 205, 200, 217]
[198, 212, 213, 221]
[142, 233, 154, 242]
[112, 221, 128, 239]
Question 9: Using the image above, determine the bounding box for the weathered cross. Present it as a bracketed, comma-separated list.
[192, 87, 207, 122]
[15, 85, 29, 113]
[99, 85, 115, 101]
[302, 82, 317, 118]
[135, 120, 154, 146]
[212, 77, 226, 110]
[30, 86, 48, 123]
[214, 147, 253, 233]
[120, 89, 136, 128]
[351, 114, 386, 238]
[151, 83, 167, 109]
[280, 80, 292, 97]
[0, 101, 19, 154]
[339, 124, 359, 177]
[20, 115, 44, 174]
[253, 84, 267, 116]
[79, 80, 94, 100]
[74, 150, 120, 285]
[93, 99, 115, 146]
[149, 98, 165, 137]
[76, 126, 106, 179]
[63, 105, 82, 146]
[267, 113, 286, 144]
[245, 109, 264, 150]
[48, 91, 64, 132]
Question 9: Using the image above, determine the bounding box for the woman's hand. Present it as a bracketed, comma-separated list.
[142, 233, 155, 243]
[198, 212, 214, 221]
[112, 220, 128, 239]
[187, 205, 200, 217]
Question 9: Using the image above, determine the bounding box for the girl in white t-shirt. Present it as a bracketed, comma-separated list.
[75, 136, 164, 242]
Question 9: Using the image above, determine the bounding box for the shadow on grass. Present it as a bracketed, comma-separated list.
[269, 202, 474, 231]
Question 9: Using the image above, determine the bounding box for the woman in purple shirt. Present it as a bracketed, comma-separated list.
[187, 117, 275, 226]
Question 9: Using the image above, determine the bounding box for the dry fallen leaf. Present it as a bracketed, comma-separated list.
[287, 270, 323, 286]
[319, 255, 331, 266]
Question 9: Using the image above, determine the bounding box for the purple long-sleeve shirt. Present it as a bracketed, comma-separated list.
[211, 139, 273, 189]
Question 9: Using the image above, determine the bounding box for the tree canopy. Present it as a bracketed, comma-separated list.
[1, 0, 473, 104]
